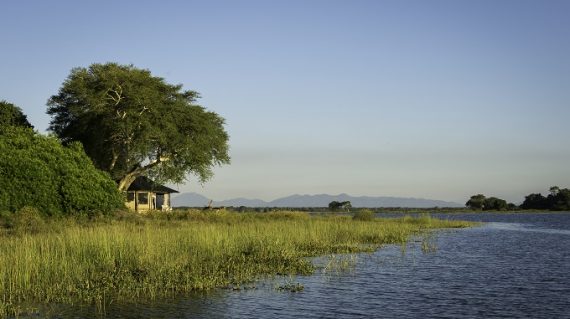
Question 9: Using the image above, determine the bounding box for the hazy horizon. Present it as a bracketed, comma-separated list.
[2, 1, 569, 204]
[172, 188, 548, 207]
[173, 191, 464, 203]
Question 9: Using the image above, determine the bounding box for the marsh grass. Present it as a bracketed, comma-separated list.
[0, 210, 473, 316]
[276, 277, 305, 292]
[417, 231, 438, 254]
[321, 254, 359, 275]
[352, 209, 374, 221]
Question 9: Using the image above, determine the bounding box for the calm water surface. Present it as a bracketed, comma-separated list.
[38, 213, 570, 318]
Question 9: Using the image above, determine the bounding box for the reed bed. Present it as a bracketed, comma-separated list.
[0, 210, 473, 316]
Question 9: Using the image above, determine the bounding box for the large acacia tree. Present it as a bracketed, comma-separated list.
[47, 63, 230, 191]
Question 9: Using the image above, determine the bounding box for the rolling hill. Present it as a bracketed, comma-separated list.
[172, 192, 461, 208]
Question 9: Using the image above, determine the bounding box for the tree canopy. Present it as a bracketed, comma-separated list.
[483, 197, 508, 211]
[467, 187, 570, 211]
[0, 127, 124, 215]
[0, 100, 33, 130]
[328, 201, 352, 211]
[466, 194, 508, 211]
[47, 63, 230, 191]
[520, 187, 570, 211]
[465, 194, 486, 210]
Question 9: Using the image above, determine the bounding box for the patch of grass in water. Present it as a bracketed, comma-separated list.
[420, 232, 438, 254]
[276, 277, 305, 293]
[321, 254, 359, 275]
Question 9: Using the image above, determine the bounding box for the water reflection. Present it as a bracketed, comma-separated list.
[34, 290, 229, 319]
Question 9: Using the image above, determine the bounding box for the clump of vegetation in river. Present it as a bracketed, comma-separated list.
[0, 210, 473, 317]
[276, 279, 305, 292]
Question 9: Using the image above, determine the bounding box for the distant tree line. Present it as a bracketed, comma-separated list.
[520, 186, 570, 211]
[328, 201, 352, 211]
[466, 186, 570, 211]
[465, 194, 512, 211]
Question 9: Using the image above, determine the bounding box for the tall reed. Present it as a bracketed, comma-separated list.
[0, 210, 473, 316]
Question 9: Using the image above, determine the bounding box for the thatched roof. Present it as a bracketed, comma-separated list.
[127, 176, 179, 194]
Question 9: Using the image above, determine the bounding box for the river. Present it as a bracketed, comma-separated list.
[36, 212, 570, 318]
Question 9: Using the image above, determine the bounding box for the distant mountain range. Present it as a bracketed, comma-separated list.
[172, 193, 462, 208]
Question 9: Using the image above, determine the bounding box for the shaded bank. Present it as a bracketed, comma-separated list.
[0, 210, 473, 317]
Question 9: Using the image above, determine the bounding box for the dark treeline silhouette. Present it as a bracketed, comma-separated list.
[466, 186, 570, 211]
[328, 201, 352, 211]
[520, 186, 570, 211]
[465, 194, 513, 211]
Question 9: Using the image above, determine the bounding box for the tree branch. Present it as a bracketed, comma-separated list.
[109, 149, 119, 171]
[125, 153, 170, 178]
[105, 85, 124, 106]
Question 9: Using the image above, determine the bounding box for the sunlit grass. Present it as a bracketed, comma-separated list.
[0, 210, 474, 316]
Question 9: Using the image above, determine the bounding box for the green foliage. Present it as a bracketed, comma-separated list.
[520, 193, 547, 210]
[0, 127, 124, 216]
[352, 209, 374, 221]
[466, 194, 486, 210]
[328, 200, 351, 211]
[466, 194, 508, 211]
[47, 63, 230, 191]
[0, 211, 11, 229]
[483, 197, 508, 211]
[0, 100, 33, 130]
[276, 281, 304, 292]
[11, 206, 46, 234]
[468, 186, 570, 211]
[521, 186, 570, 210]
[547, 187, 570, 211]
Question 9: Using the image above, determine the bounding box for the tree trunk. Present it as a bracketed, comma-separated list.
[117, 157, 166, 192]
[118, 172, 139, 192]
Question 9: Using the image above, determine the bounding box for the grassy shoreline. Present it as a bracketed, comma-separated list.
[0, 210, 473, 317]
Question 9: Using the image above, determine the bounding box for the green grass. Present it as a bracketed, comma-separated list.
[0, 210, 474, 317]
[352, 209, 375, 221]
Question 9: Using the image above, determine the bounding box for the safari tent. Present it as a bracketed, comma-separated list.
[125, 176, 178, 212]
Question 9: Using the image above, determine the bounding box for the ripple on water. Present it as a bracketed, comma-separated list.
[488, 221, 570, 235]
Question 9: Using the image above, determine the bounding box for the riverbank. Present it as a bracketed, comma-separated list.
[0, 210, 473, 317]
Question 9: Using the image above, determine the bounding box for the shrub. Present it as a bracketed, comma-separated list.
[353, 209, 375, 221]
[11, 206, 46, 234]
[0, 211, 12, 229]
[0, 100, 33, 129]
[0, 127, 124, 216]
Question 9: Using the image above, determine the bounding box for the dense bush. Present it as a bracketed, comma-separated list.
[353, 209, 375, 221]
[466, 194, 509, 211]
[10, 206, 46, 234]
[467, 186, 570, 211]
[521, 187, 570, 211]
[0, 100, 33, 129]
[0, 127, 124, 216]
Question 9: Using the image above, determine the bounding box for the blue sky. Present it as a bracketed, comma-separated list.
[1, 0, 569, 203]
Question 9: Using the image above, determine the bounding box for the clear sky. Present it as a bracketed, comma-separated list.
[1, 0, 569, 204]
